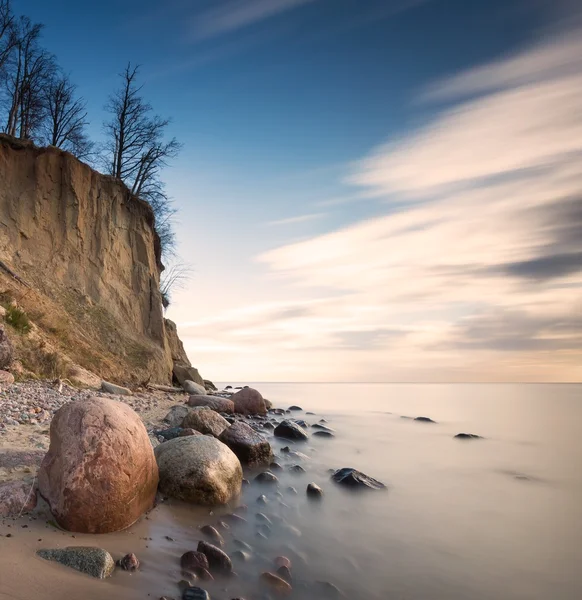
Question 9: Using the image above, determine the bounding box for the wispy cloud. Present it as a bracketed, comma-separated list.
[191, 0, 316, 40]
[265, 212, 325, 226]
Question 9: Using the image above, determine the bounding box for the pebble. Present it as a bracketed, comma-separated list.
[306, 483, 324, 498]
[182, 587, 210, 600]
[260, 572, 292, 595]
[200, 525, 225, 547]
[257, 494, 269, 505]
[117, 553, 140, 571]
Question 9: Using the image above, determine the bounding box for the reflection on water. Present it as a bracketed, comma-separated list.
[2, 383, 581, 600]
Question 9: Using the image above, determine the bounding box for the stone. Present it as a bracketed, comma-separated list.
[292, 419, 309, 428]
[255, 471, 278, 484]
[0, 480, 37, 517]
[38, 397, 158, 533]
[164, 405, 190, 428]
[274, 420, 308, 441]
[181, 428, 202, 437]
[182, 587, 210, 600]
[218, 421, 273, 466]
[0, 369, 14, 385]
[117, 553, 139, 571]
[197, 540, 232, 574]
[311, 423, 334, 433]
[289, 465, 305, 474]
[173, 364, 205, 387]
[313, 430, 334, 438]
[188, 395, 235, 414]
[37, 547, 115, 578]
[204, 379, 217, 391]
[455, 433, 484, 440]
[154, 427, 191, 441]
[260, 572, 292, 595]
[200, 525, 224, 547]
[182, 407, 230, 437]
[181, 551, 210, 573]
[257, 494, 269, 504]
[234, 539, 252, 551]
[288, 406, 303, 411]
[256, 512, 272, 524]
[306, 483, 323, 498]
[183, 380, 208, 395]
[270, 461, 282, 470]
[155, 435, 242, 505]
[331, 468, 386, 490]
[277, 565, 292, 582]
[0, 325, 13, 369]
[232, 550, 251, 562]
[231, 387, 267, 416]
[101, 380, 132, 395]
[414, 416, 436, 423]
[264, 399, 273, 410]
[275, 556, 291, 569]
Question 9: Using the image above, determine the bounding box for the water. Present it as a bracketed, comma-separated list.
[2, 383, 581, 600]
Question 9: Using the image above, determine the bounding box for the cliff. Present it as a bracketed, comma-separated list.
[0, 134, 192, 385]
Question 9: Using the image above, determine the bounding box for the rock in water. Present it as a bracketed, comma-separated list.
[117, 553, 139, 571]
[37, 547, 115, 578]
[260, 572, 292, 595]
[414, 416, 436, 423]
[163, 405, 190, 428]
[331, 468, 386, 490]
[182, 407, 230, 437]
[255, 471, 278, 484]
[306, 483, 324, 498]
[274, 420, 309, 441]
[454, 433, 483, 440]
[231, 387, 267, 416]
[100, 380, 132, 395]
[200, 525, 225, 546]
[155, 436, 242, 504]
[181, 551, 210, 573]
[219, 421, 273, 466]
[0, 325, 13, 369]
[183, 380, 207, 395]
[197, 540, 233, 574]
[182, 586, 211, 600]
[38, 397, 158, 533]
[288, 406, 303, 411]
[311, 423, 335, 433]
[0, 480, 37, 517]
[313, 430, 334, 438]
[188, 395, 235, 414]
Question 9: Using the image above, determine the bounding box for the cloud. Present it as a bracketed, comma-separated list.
[191, 0, 315, 40]
[265, 213, 325, 226]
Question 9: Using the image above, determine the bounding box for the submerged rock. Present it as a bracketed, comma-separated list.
[306, 482, 324, 498]
[37, 547, 115, 578]
[274, 420, 309, 441]
[288, 406, 303, 411]
[292, 419, 309, 428]
[182, 407, 230, 437]
[414, 416, 436, 423]
[197, 540, 233, 574]
[182, 586, 210, 600]
[231, 388, 267, 416]
[188, 395, 235, 414]
[311, 423, 334, 433]
[313, 430, 334, 438]
[331, 468, 386, 490]
[260, 572, 292, 595]
[218, 421, 273, 466]
[455, 433, 483, 440]
[255, 471, 278, 484]
[155, 436, 242, 505]
[200, 525, 225, 547]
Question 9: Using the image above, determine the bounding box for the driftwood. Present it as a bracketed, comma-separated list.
[0, 259, 32, 288]
[147, 383, 186, 394]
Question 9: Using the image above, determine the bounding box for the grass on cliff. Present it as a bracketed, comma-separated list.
[4, 305, 31, 333]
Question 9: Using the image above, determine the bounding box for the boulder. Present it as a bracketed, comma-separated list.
[101, 380, 132, 395]
[153, 427, 202, 441]
[188, 395, 235, 414]
[218, 421, 273, 466]
[204, 379, 217, 391]
[331, 468, 386, 490]
[174, 363, 205, 387]
[183, 380, 207, 395]
[0, 325, 12, 369]
[182, 407, 230, 437]
[274, 420, 309, 441]
[155, 435, 242, 505]
[231, 387, 267, 416]
[37, 547, 115, 578]
[38, 397, 159, 533]
[0, 369, 14, 385]
[164, 405, 190, 427]
[0, 480, 37, 517]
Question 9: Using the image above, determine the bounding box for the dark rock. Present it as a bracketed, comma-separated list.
[117, 552, 139, 571]
[260, 572, 292, 594]
[255, 471, 278, 484]
[414, 416, 436, 423]
[197, 540, 232, 574]
[277, 565, 292, 582]
[306, 412, 315, 415]
[200, 525, 224, 547]
[269, 408, 286, 416]
[274, 420, 308, 441]
[288, 406, 303, 411]
[181, 551, 210, 573]
[311, 423, 335, 433]
[306, 483, 323, 498]
[224, 512, 247, 524]
[455, 433, 483, 440]
[313, 430, 334, 438]
[289, 465, 305, 474]
[37, 547, 115, 578]
[269, 462, 282, 470]
[232, 550, 251, 562]
[153, 427, 192, 441]
[182, 587, 210, 600]
[332, 468, 386, 490]
[218, 421, 273, 467]
[281, 446, 290, 453]
[262, 422, 274, 430]
[291, 419, 309, 428]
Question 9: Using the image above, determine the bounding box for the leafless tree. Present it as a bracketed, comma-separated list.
[3, 16, 55, 139]
[41, 73, 93, 158]
[0, 1, 16, 73]
[103, 62, 181, 255]
[160, 262, 194, 309]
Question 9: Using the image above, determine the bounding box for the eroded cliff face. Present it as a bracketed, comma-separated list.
[0, 135, 177, 384]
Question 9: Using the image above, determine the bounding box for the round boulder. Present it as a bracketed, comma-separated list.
[218, 421, 273, 467]
[155, 435, 242, 505]
[187, 395, 235, 414]
[182, 407, 230, 437]
[274, 420, 308, 441]
[231, 387, 267, 416]
[38, 397, 159, 533]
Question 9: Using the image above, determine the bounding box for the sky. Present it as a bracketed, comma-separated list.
[20, 0, 582, 382]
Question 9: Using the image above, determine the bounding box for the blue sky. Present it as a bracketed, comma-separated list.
[20, 0, 582, 381]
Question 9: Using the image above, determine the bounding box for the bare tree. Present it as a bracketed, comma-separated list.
[41, 73, 93, 158]
[103, 63, 181, 255]
[160, 262, 193, 309]
[3, 16, 55, 139]
[0, 1, 16, 73]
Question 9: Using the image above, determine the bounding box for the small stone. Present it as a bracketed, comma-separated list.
[288, 406, 303, 411]
[455, 433, 483, 440]
[182, 587, 210, 600]
[331, 468, 386, 490]
[232, 550, 251, 562]
[414, 416, 436, 423]
[288, 465, 305, 474]
[255, 471, 278, 484]
[269, 462, 282, 470]
[200, 525, 224, 547]
[117, 552, 140, 571]
[257, 494, 269, 505]
[101, 381, 132, 396]
[256, 512, 272, 524]
[181, 551, 210, 573]
[313, 430, 334, 438]
[311, 423, 335, 433]
[260, 572, 292, 595]
[197, 540, 232, 574]
[277, 565, 292, 582]
[306, 483, 323, 498]
[275, 556, 291, 569]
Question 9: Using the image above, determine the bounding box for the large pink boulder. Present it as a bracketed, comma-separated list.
[38, 397, 159, 533]
[231, 387, 267, 416]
